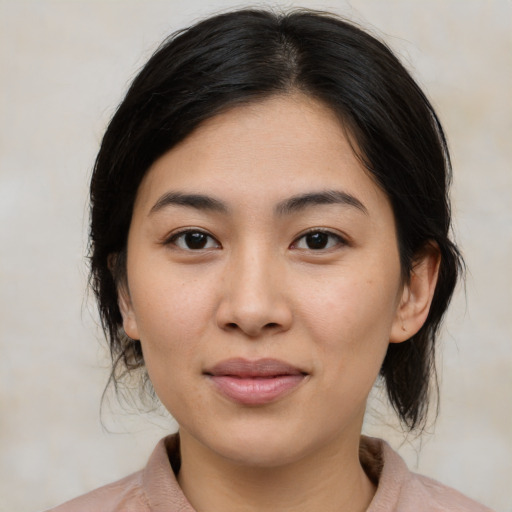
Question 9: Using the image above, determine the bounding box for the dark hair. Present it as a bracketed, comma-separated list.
[89, 8, 463, 430]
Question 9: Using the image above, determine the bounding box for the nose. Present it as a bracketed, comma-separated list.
[215, 246, 293, 338]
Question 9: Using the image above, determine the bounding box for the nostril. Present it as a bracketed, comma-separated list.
[224, 321, 280, 332]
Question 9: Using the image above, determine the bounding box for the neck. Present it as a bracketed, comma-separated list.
[177, 429, 376, 512]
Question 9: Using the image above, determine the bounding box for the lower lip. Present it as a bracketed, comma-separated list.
[209, 375, 305, 405]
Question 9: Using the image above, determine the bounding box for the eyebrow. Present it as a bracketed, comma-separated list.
[275, 190, 368, 216]
[148, 189, 368, 217]
[149, 192, 229, 215]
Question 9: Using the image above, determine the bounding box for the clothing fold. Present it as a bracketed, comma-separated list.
[47, 434, 493, 512]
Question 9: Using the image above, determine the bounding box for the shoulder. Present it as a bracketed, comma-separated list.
[403, 471, 494, 512]
[45, 470, 150, 512]
[361, 436, 494, 512]
[44, 434, 191, 512]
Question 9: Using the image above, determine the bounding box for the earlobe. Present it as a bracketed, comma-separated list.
[118, 285, 140, 341]
[390, 243, 441, 343]
[108, 252, 140, 340]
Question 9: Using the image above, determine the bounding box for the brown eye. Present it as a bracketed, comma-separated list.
[305, 232, 329, 249]
[292, 230, 345, 251]
[169, 230, 220, 250]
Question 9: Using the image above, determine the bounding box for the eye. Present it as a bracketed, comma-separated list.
[167, 230, 220, 250]
[291, 230, 346, 251]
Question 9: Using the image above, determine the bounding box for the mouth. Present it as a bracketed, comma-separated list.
[204, 358, 308, 406]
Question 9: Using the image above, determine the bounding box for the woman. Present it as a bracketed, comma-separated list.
[49, 8, 492, 512]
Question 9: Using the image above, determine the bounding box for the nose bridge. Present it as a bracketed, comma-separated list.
[238, 243, 276, 303]
[217, 239, 292, 336]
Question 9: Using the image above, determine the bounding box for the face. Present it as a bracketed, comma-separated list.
[120, 94, 411, 467]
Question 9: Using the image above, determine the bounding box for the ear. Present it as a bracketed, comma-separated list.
[390, 243, 441, 343]
[108, 253, 140, 340]
[118, 285, 140, 340]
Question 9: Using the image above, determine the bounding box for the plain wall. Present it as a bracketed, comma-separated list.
[0, 1, 510, 511]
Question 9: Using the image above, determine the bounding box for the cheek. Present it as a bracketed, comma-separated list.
[127, 262, 219, 381]
[132, 259, 214, 331]
[129, 276, 213, 414]
[298, 269, 401, 372]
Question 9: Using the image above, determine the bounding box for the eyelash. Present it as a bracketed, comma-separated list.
[165, 229, 221, 251]
[290, 229, 347, 251]
[164, 228, 347, 252]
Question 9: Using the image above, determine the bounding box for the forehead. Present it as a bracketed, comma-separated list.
[134, 94, 389, 217]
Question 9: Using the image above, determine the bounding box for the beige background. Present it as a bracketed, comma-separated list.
[0, 1, 510, 511]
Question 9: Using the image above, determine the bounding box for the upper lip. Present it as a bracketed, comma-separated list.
[204, 358, 306, 378]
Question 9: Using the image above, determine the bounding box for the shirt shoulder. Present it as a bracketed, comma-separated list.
[361, 436, 494, 512]
[403, 471, 494, 512]
[44, 434, 192, 512]
[45, 470, 150, 512]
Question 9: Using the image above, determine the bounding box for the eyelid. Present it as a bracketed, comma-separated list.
[163, 227, 221, 250]
[161, 227, 348, 251]
[290, 228, 348, 250]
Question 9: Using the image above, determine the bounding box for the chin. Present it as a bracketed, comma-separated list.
[217, 438, 306, 468]
[196, 420, 323, 469]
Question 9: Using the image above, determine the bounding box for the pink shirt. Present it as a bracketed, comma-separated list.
[47, 435, 493, 511]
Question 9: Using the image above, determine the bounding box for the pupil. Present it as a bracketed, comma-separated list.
[307, 232, 328, 249]
[185, 232, 207, 249]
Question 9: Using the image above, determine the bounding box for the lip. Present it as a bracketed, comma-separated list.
[204, 358, 308, 406]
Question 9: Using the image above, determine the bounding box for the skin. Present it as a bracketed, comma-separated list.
[119, 94, 439, 512]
